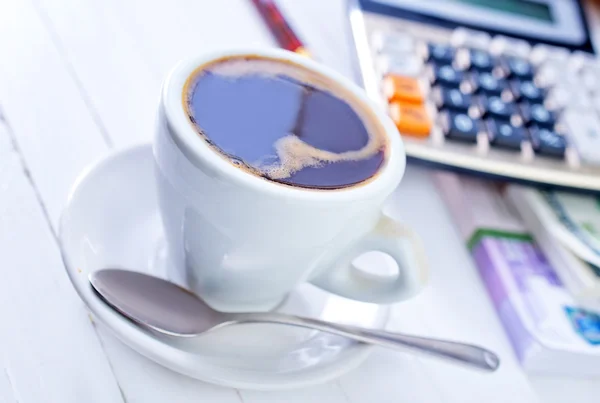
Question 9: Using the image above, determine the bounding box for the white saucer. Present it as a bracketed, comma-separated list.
[59, 144, 390, 390]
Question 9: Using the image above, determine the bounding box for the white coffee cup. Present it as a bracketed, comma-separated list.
[154, 48, 427, 312]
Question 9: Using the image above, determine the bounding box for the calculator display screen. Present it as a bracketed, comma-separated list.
[452, 0, 552, 22]
[361, 0, 586, 47]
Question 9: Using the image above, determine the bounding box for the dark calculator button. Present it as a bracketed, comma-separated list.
[470, 72, 507, 95]
[501, 57, 534, 79]
[436, 87, 472, 111]
[442, 111, 480, 142]
[520, 103, 556, 128]
[432, 65, 464, 87]
[486, 119, 525, 150]
[528, 126, 567, 157]
[428, 43, 455, 64]
[510, 80, 545, 103]
[477, 95, 517, 119]
[468, 49, 495, 72]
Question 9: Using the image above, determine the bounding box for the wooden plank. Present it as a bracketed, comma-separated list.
[32, 0, 161, 148]
[0, 1, 242, 402]
[29, 0, 276, 151]
[0, 123, 125, 403]
[387, 166, 542, 403]
[340, 351, 447, 403]
[531, 376, 600, 403]
[0, 367, 19, 403]
[94, 327, 242, 403]
[0, 0, 110, 227]
[277, 0, 355, 79]
[233, 383, 348, 403]
[337, 300, 449, 403]
[101, 0, 275, 79]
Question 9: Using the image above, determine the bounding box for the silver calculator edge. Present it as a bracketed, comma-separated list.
[346, 0, 600, 193]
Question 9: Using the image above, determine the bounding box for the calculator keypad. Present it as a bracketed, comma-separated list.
[477, 95, 517, 120]
[469, 72, 507, 96]
[528, 126, 567, 158]
[374, 27, 600, 166]
[383, 75, 425, 104]
[520, 103, 556, 128]
[389, 101, 432, 138]
[500, 57, 534, 80]
[427, 43, 455, 64]
[468, 49, 495, 72]
[486, 119, 525, 150]
[431, 65, 464, 87]
[433, 87, 471, 112]
[510, 80, 545, 103]
[561, 109, 600, 165]
[378, 54, 423, 76]
[442, 111, 479, 142]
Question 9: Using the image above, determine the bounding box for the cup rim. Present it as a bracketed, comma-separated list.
[161, 47, 406, 202]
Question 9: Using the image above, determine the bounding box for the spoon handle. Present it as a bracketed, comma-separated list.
[231, 312, 500, 372]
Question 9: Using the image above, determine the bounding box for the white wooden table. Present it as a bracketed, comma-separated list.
[1, 0, 599, 402]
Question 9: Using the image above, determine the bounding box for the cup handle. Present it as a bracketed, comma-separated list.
[311, 213, 428, 304]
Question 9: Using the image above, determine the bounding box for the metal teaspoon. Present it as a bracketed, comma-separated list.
[89, 269, 500, 372]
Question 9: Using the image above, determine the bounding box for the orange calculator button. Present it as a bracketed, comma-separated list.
[383, 74, 425, 104]
[389, 101, 432, 138]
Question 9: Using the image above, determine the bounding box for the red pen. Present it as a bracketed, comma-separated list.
[250, 0, 312, 58]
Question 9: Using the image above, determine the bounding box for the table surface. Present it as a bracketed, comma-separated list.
[1, 0, 599, 402]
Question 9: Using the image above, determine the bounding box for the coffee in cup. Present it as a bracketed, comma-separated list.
[182, 55, 387, 190]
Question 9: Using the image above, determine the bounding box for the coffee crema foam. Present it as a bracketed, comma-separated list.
[262, 133, 384, 180]
[183, 56, 388, 189]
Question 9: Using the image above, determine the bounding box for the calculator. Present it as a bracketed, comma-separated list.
[347, 0, 600, 192]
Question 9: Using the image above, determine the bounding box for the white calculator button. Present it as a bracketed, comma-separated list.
[580, 67, 600, 92]
[568, 51, 596, 72]
[592, 93, 600, 114]
[490, 36, 531, 57]
[545, 87, 570, 109]
[562, 110, 600, 165]
[371, 31, 415, 54]
[573, 91, 593, 111]
[535, 62, 566, 88]
[530, 44, 570, 65]
[547, 85, 591, 111]
[377, 54, 423, 77]
[451, 28, 491, 49]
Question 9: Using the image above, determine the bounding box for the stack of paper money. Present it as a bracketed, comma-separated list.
[435, 172, 600, 375]
[506, 187, 600, 311]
